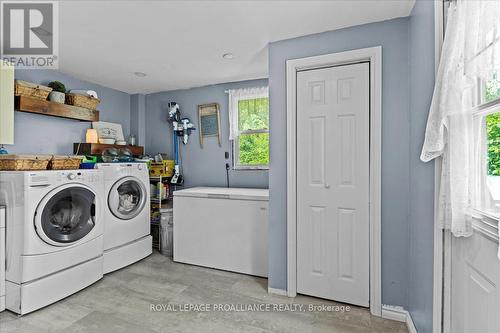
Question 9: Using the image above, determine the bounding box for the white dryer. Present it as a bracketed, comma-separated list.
[95, 163, 151, 273]
[0, 169, 104, 315]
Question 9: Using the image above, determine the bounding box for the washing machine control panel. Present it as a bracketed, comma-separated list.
[27, 171, 102, 188]
[28, 174, 50, 186]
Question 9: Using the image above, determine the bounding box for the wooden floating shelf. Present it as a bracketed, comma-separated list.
[15, 95, 99, 122]
[73, 143, 144, 156]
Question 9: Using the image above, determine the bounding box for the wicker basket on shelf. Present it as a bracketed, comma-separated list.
[14, 80, 52, 100]
[66, 93, 100, 110]
[48, 155, 83, 170]
[0, 155, 51, 171]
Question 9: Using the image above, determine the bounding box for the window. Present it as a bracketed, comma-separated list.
[235, 97, 269, 169]
[228, 87, 269, 169]
[485, 71, 500, 103]
[476, 71, 500, 215]
[420, 0, 500, 241]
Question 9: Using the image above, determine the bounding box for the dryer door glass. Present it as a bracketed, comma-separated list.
[108, 177, 147, 220]
[40, 187, 96, 244]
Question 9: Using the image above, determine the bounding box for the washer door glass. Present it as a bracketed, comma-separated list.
[39, 187, 96, 244]
[108, 176, 146, 220]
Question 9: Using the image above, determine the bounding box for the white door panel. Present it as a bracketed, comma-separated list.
[296, 63, 370, 306]
[451, 231, 500, 333]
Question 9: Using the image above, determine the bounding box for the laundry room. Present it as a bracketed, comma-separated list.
[1, 1, 500, 333]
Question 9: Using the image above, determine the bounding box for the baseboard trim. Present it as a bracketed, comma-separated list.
[267, 287, 288, 296]
[406, 313, 418, 333]
[381, 305, 417, 333]
[382, 305, 407, 322]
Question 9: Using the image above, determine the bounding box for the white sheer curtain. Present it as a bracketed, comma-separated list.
[227, 87, 268, 141]
[421, 0, 500, 251]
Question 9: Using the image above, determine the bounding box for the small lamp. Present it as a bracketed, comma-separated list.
[86, 129, 98, 143]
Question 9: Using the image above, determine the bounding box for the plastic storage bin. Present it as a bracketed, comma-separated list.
[159, 208, 173, 257]
[149, 160, 175, 177]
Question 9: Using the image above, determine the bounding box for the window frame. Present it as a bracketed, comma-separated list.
[232, 96, 270, 170]
[473, 76, 500, 222]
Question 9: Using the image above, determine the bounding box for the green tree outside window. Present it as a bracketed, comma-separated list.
[236, 97, 269, 167]
[485, 72, 500, 176]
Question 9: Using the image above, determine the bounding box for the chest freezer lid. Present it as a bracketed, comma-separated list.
[173, 187, 269, 201]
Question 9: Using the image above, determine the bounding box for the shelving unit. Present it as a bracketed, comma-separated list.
[148, 158, 183, 252]
[15, 95, 99, 122]
[149, 175, 172, 251]
[73, 143, 144, 156]
[149, 175, 171, 204]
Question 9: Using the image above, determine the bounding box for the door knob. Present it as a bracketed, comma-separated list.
[325, 183, 331, 189]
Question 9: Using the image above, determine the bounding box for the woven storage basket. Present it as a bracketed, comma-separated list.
[14, 80, 52, 100]
[0, 155, 51, 171]
[66, 93, 100, 110]
[48, 155, 83, 170]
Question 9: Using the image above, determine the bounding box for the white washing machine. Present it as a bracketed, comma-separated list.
[95, 163, 151, 273]
[0, 169, 104, 315]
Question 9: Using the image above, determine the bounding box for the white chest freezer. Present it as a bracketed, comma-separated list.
[173, 187, 268, 277]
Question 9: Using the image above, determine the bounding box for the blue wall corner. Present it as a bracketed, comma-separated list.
[130, 93, 147, 147]
[408, 0, 436, 332]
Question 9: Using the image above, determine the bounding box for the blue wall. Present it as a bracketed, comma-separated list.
[268, 18, 411, 308]
[8, 69, 131, 155]
[130, 94, 147, 146]
[145, 79, 269, 189]
[408, 1, 436, 332]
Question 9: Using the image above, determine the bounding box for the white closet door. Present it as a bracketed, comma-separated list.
[296, 62, 370, 306]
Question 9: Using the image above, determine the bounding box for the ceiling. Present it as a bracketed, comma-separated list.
[58, 0, 415, 94]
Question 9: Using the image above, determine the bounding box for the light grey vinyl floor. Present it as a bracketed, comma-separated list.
[0, 252, 408, 333]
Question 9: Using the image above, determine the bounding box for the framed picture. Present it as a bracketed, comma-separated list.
[92, 121, 125, 141]
[198, 103, 221, 147]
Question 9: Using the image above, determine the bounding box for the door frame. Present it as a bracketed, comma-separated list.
[433, 1, 448, 333]
[286, 46, 382, 316]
